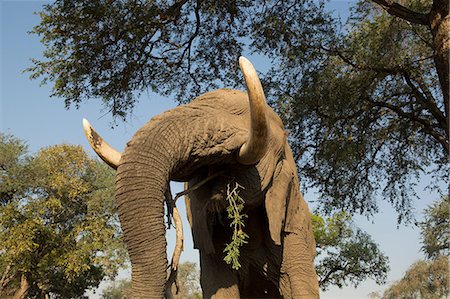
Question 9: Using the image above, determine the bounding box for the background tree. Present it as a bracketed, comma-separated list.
[373, 197, 449, 298]
[28, 0, 448, 222]
[0, 134, 127, 298]
[258, 0, 448, 223]
[101, 262, 202, 299]
[419, 196, 449, 259]
[380, 255, 448, 298]
[173, 261, 202, 299]
[312, 212, 389, 290]
[101, 279, 132, 299]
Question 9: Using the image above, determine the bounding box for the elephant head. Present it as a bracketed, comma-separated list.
[83, 57, 318, 298]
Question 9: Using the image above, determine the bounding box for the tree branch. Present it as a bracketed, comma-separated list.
[402, 72, 448, 136]
[367, 98, 449, 153]
[327, 47, 449, 148]
[12, 273, 29, 299]
[371, 0, 429, 25]
[165, 206, 183, 299]
[327, 46, 406, 75]
[0, 263, 20, 292]
[182, 0, 202, 89]
[319, 264, 344, 287]
[0, 262, 12, 288]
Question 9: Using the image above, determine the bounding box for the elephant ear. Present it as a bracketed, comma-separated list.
[265, 146, 302, 245]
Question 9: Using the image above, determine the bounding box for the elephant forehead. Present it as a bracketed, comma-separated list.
[193, 88, 248, 104]
[191, 89, 250, 114]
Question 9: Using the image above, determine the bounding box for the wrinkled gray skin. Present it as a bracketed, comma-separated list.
[112, 88, 318, 298]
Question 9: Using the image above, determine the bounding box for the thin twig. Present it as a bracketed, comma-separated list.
[165, 206, 183, 298]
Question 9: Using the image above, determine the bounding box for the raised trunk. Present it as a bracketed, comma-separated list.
[116, 120, 185, 298]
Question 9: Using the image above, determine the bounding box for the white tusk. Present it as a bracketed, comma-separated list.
[237, 56, 269, 165]
[82, 118, 121, 169]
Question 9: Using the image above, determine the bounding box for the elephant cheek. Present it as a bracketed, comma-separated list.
[265, 161, 293, 245]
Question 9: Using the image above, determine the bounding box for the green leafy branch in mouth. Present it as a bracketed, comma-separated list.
[223, 182, 249, 270]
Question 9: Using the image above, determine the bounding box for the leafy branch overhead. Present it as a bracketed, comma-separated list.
[28, 0, 252, 118]
[29, 0, 448, 221]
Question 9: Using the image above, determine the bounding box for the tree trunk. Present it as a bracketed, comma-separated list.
[429, 0, 449, 128]
[12, 274, 28, 299]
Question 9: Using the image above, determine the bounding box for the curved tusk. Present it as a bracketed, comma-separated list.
[237, 56, 269, 165]
[82, 118, 122, 169]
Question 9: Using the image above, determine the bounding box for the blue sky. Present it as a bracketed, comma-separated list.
[0, 1, 445, 298]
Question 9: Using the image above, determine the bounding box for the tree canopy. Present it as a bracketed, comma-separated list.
[376, 197, 449, 298]
[369, 197, 450, 299]
[272, 0, 448, 223]
[380, 256, 449, 299]
[0, 134, 127, 298]
[101, 279, 132, 299]
[312, 212, 389, 290]
[419, 196, 449, 259]
[29, 0, 448, 222]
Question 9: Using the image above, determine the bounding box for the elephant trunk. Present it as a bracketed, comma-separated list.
[115, 121, 183, 298]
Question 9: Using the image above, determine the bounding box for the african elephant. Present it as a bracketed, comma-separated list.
[83, 57, 319, 298]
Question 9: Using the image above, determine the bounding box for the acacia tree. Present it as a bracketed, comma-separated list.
[312, 213, 389, 290]
[378, 197, 449, 298]
[256, 0, 448, 222]
[419, 196, 449, 259]
[101, 279, 132, 299]
[0, 134, 127, 298]
[28, 0, 448, 222]
[381, 256, 448, 299]
[173, 261, 202, 299]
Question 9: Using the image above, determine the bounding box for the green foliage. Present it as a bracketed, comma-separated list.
[223, 183, 249, 270]
[311, 212, 352, 248]
[0, 134, 127, 298]
[0, 134, 32, 206]
[419, 197, 449, 259]
[27, 0, 332, 120]
[263, 0, 447, 223]
[312, 212, 389, 290]
[271, 1, 448, 222]
[27, 0, 257, 118]
[381, 255, 449, 299]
